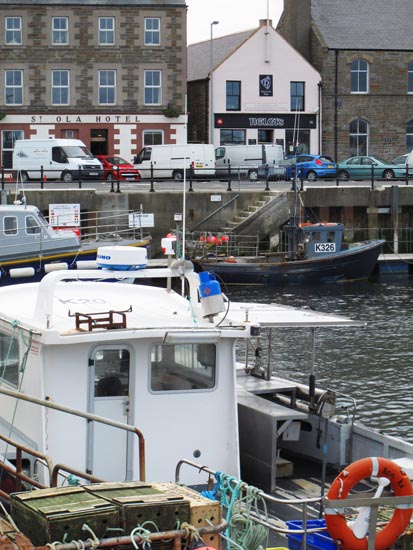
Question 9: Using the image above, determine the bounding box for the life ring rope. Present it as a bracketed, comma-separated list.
[325, 457, 413, 550]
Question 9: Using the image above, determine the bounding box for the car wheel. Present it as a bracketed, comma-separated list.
[338, 170, 350, 180]
[306, 170, 317, 182]
[173, 170, 183, 181]
[62, 171, 73, 183]
[249, 169, 258, 181]
[383, 169, 394, 180]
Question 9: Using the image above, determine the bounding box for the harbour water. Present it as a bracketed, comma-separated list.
[225, 276, 413, 442]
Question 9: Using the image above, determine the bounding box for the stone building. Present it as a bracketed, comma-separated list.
[277, 0, 413, 162]
[0, 0, 186, 167]
[187, 20, 321, 155]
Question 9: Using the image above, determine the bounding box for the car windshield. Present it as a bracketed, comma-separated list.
[62, 146, 93, 159]
[106, 157, 129, 165]
[320, 156, 334, 163]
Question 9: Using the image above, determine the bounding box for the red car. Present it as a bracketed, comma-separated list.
[96, 155, 141, 182]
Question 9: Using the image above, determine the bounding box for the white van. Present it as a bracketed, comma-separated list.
[215, 144, 284, 180]
[133, 144, 215, 180]
[13, 138, 102, 182]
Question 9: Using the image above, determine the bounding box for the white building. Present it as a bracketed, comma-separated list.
[188, 19, 322, 155]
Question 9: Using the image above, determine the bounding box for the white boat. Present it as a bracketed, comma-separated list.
[0, 203, 151, 285]
[0, 246, 412, 550]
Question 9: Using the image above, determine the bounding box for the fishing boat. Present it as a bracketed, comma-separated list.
[0, 202, 151, 285]
[0, 244, 412, 550]
[190, 220, 384, 285]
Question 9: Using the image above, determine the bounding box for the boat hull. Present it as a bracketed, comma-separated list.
[194, 240, 384, 285]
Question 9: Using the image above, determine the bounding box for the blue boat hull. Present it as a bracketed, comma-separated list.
[195, 240, 384, 285]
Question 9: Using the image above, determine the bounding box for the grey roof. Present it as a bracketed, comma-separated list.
[188, 29, 256, 81]
[312, 0, 413, 50]
[0, 0, 184, 5]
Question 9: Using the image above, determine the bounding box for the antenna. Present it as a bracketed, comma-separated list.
[182, 94, 188, 262]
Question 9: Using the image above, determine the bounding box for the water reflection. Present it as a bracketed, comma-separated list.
[225, 278, 413, 441]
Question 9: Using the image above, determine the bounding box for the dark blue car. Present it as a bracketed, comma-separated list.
[281, 154, 336, 181]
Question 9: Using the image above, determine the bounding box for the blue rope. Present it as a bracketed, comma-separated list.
[200, 471, 221, 500]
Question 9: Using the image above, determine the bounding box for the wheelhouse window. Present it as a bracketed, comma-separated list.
[349, 119, 368, 156]
[143, 130, 163, 145]
[220, 129, 245, 145]
[52, 17, 68, 45]
[26, 216, 41, 234]
[408, 62, 413, 94]
[144, 70, 161, 105]
[51, 70, 69, 105]
[5, 17, 22, 45]
[2, 130, 23, 168]
[407, 120, 413, 152]
[290, 81, 305, 111]
[0, 331, 19, 387]
[350, 59, 369, 93]
[99, 17, 115, 45]
[144, 18, 160, 45]
[98, 70, 116, 105]
[151, 343, 216, 392]
[3, 216, 17, 235]
[226, 81, 241, 111]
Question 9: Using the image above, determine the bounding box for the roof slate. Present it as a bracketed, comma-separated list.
[312, 0, 413, 50]
[188, 29, 256, 81]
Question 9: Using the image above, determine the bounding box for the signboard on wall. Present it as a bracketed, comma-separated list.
[259, 75, 273, 97]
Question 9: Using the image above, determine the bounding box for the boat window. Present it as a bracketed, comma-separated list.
[93, 348, 129, 397]
[150, 343, 216, 392]
[327, 231, 336, 243]
[25, 216, 41, 234]
[3, 216, 17, 236]
[310, 231, 321, 241]
[0, 331, 19, 387]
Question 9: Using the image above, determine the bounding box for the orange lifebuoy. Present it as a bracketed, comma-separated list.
[325, 457, 413, 550]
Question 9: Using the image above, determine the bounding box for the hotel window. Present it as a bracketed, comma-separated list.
[143, 130, 163, 145]
[406, 120, 413, 152]
[52, 17, 68, 45]
[99, 17, 115, 45]
[2, 129, 23, 168]
[408, 62, 413, 94]
[5, 70, 23, 105]
[98, 69, 116, 105]
[226, 81, 241, 111]
[350, 59, 369, 93]
[290, 81, 305, 111]
[5, 17, 22, 45]
[0, 331, 19, 387]
[349, 119, 369, 156]
[51, 70, 69, 105]
[144, 70, 161, 105]
[144, 18, 160, 45]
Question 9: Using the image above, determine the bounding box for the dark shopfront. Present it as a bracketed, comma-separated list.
[214, 113, 318, 156]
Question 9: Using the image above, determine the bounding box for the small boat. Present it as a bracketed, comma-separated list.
[190, 220, 384, 285]
[0, 202, 151, 285]
[0, 246, 412, 550]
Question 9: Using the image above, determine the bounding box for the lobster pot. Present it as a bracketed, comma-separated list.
[84, 481, 190, 533]
[154, 482, 222, 550]
[10, 486, 119, 546]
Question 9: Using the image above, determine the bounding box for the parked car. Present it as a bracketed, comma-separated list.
[279, 154, 336, 181]
[337, 156, 406, 180]
[392, 154, 409, 165]
[96, 155, 141, 182]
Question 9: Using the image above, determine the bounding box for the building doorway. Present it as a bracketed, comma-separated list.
[90, 129, 108, 155]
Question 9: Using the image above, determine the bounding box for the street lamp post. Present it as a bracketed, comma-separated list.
[210, 20, 219, 145]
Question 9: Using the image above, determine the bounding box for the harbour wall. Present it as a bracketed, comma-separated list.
[3, 186, 412, 255]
